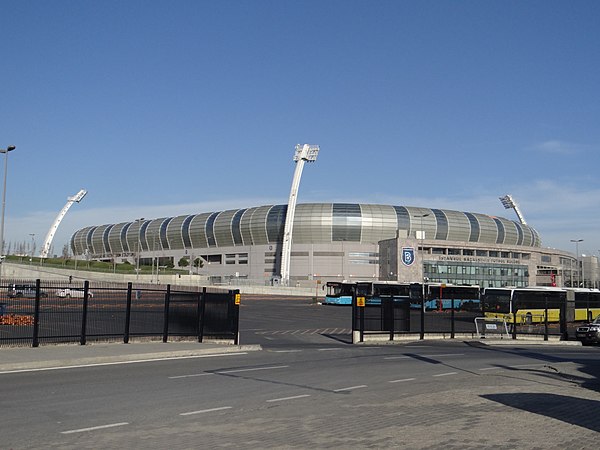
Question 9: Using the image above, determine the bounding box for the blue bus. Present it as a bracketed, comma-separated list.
[410, 284, 481, 311]
[323, 281, 413, 306]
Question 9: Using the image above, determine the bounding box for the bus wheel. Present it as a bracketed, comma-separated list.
[525, 313, 533, 325]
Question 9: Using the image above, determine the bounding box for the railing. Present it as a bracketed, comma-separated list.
[351, 294, 571, 342]
[0, 279, 240, 348]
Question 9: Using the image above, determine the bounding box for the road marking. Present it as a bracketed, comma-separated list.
[0, 353, 249, 375]
[217, 365, 289, 374]
[334, 385, 367, 392]
[61, 422, 129, 434]
[180, 406, 232, 416]
[270, 350, 302, 353]
[389, 378, 416, 383]
[318, 348, 343, 352]
[266, 394, 310, 403]
[433, 372, 458, 377]
[384, 353, 464, 361]
[169, 373, 214, 379]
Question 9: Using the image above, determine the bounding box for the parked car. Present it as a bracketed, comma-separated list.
[7, 284, 48, 298]
[56, 288, 94, 298]
[576, 316, 600, 345]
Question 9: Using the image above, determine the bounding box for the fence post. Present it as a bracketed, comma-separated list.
[450, 297, 455, 339]
[420, 289, 425, 340]
[511, 295, 517, 340]
[80, 280, 90, 345]
[232, 290, 240, 345]
[388, 296, 395, 341]
[162, 284, 171, 343]
[198, 287, 206, 343]
[544, 294, 549, 341]
[32, 279, 41, 348]
[124, 282, 133, 344]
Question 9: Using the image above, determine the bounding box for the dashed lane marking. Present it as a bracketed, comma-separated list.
[333, 385, 367, 392]
[217, 365, 289, 374]
[180, 406, 233, 416]
[61, 422, 129, 434]
[389, 378, 416, 383]
[266, 394, 311, 403]
[433, 372, 458, 377]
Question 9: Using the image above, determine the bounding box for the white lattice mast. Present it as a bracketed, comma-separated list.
[280, 144, 320, 286]
[499, 194, 527, 225]
[40, 189, 87, 258]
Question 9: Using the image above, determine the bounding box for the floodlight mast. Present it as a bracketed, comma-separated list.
[499, 194, 527, 225]
[280, 144, 320, 286]
[40, 189, 87, 259]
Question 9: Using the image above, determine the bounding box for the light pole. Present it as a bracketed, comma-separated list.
[415, 213, 430, 300]
[280, 144, 320, 286]
[571, 239, 583, 287]
[135, 218, 145, 281]
[0, 145, 16, 276]
[29, 233, 35, 264]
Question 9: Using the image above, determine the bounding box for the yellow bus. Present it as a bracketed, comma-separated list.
[482, 287, 566, 324]
[570, 288, 600, 322]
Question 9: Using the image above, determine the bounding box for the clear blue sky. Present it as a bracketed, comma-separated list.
[1, 0, 599, 257]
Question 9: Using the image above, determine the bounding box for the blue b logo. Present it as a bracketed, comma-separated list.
[401, 247, 415, 266]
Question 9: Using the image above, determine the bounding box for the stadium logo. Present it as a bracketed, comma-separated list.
[401, 247, 415, 266]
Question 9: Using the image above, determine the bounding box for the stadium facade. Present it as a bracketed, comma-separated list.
[70, 203, 585, 289]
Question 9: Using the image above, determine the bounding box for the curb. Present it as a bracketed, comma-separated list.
[0, 344, 263, 373]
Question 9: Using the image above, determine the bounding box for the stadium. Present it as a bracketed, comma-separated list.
[70, 202, 579, 289]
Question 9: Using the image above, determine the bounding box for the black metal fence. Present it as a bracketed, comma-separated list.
[352, 289, 576, 342]
[0, 279, 240, 348]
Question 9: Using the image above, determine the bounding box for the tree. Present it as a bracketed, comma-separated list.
[178, 257, 189, 268]
[193, 257, 204, 269]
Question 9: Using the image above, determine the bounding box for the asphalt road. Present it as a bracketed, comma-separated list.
[1, 298, 600, 449]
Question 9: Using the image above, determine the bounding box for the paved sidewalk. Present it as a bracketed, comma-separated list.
[0, 341, 262, 373]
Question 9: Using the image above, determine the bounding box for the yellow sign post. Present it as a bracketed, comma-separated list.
[235, 293, 241, 305]
[357, 296, 366, 307]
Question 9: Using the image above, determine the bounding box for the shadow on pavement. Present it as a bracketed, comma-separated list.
[482, 393, 600, 433]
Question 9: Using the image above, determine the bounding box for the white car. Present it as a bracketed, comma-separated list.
[56, 288, 94, 298]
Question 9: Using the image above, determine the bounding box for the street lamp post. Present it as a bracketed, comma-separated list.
[135, 218, 145, 281]
[0, 145, 16, 278]
[571, 239, 583, 287]
[415, 212, 430, 299]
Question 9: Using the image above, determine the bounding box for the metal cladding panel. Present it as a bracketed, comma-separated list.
[166, 215, 189, 250]
[293, 203, 332, 244]
[239, 207, 259, 245]
[332, 203, 361, 242]
[232, 209, 247, 245]
[474, 214, 498, 244]
[493, 217, 505, 244]
[445, 210, 471, 242]
[394, 206, 411, 235]
[266, 205, 287, 244]
[497, 217, 519, 245]
[107, 223, 129, 254]
[360, 204, 398, 244]
[464, 212, 480, 242]
[145, 218, 166, 251]
[515, 222, 524, 246]
[432, 209, 449, 240]
[188, 213, 211, 249]
[126, 220, 146, 253]
[407, 207, 435, 240]
[102, 225, 115, 254]
[213, 209, 237, 247]
[248, 206, 271, 245]
[90, 225, 110, 255]
[71, 226, 95, 255]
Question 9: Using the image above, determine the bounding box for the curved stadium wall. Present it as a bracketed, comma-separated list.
[71, 203, 541, 256]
